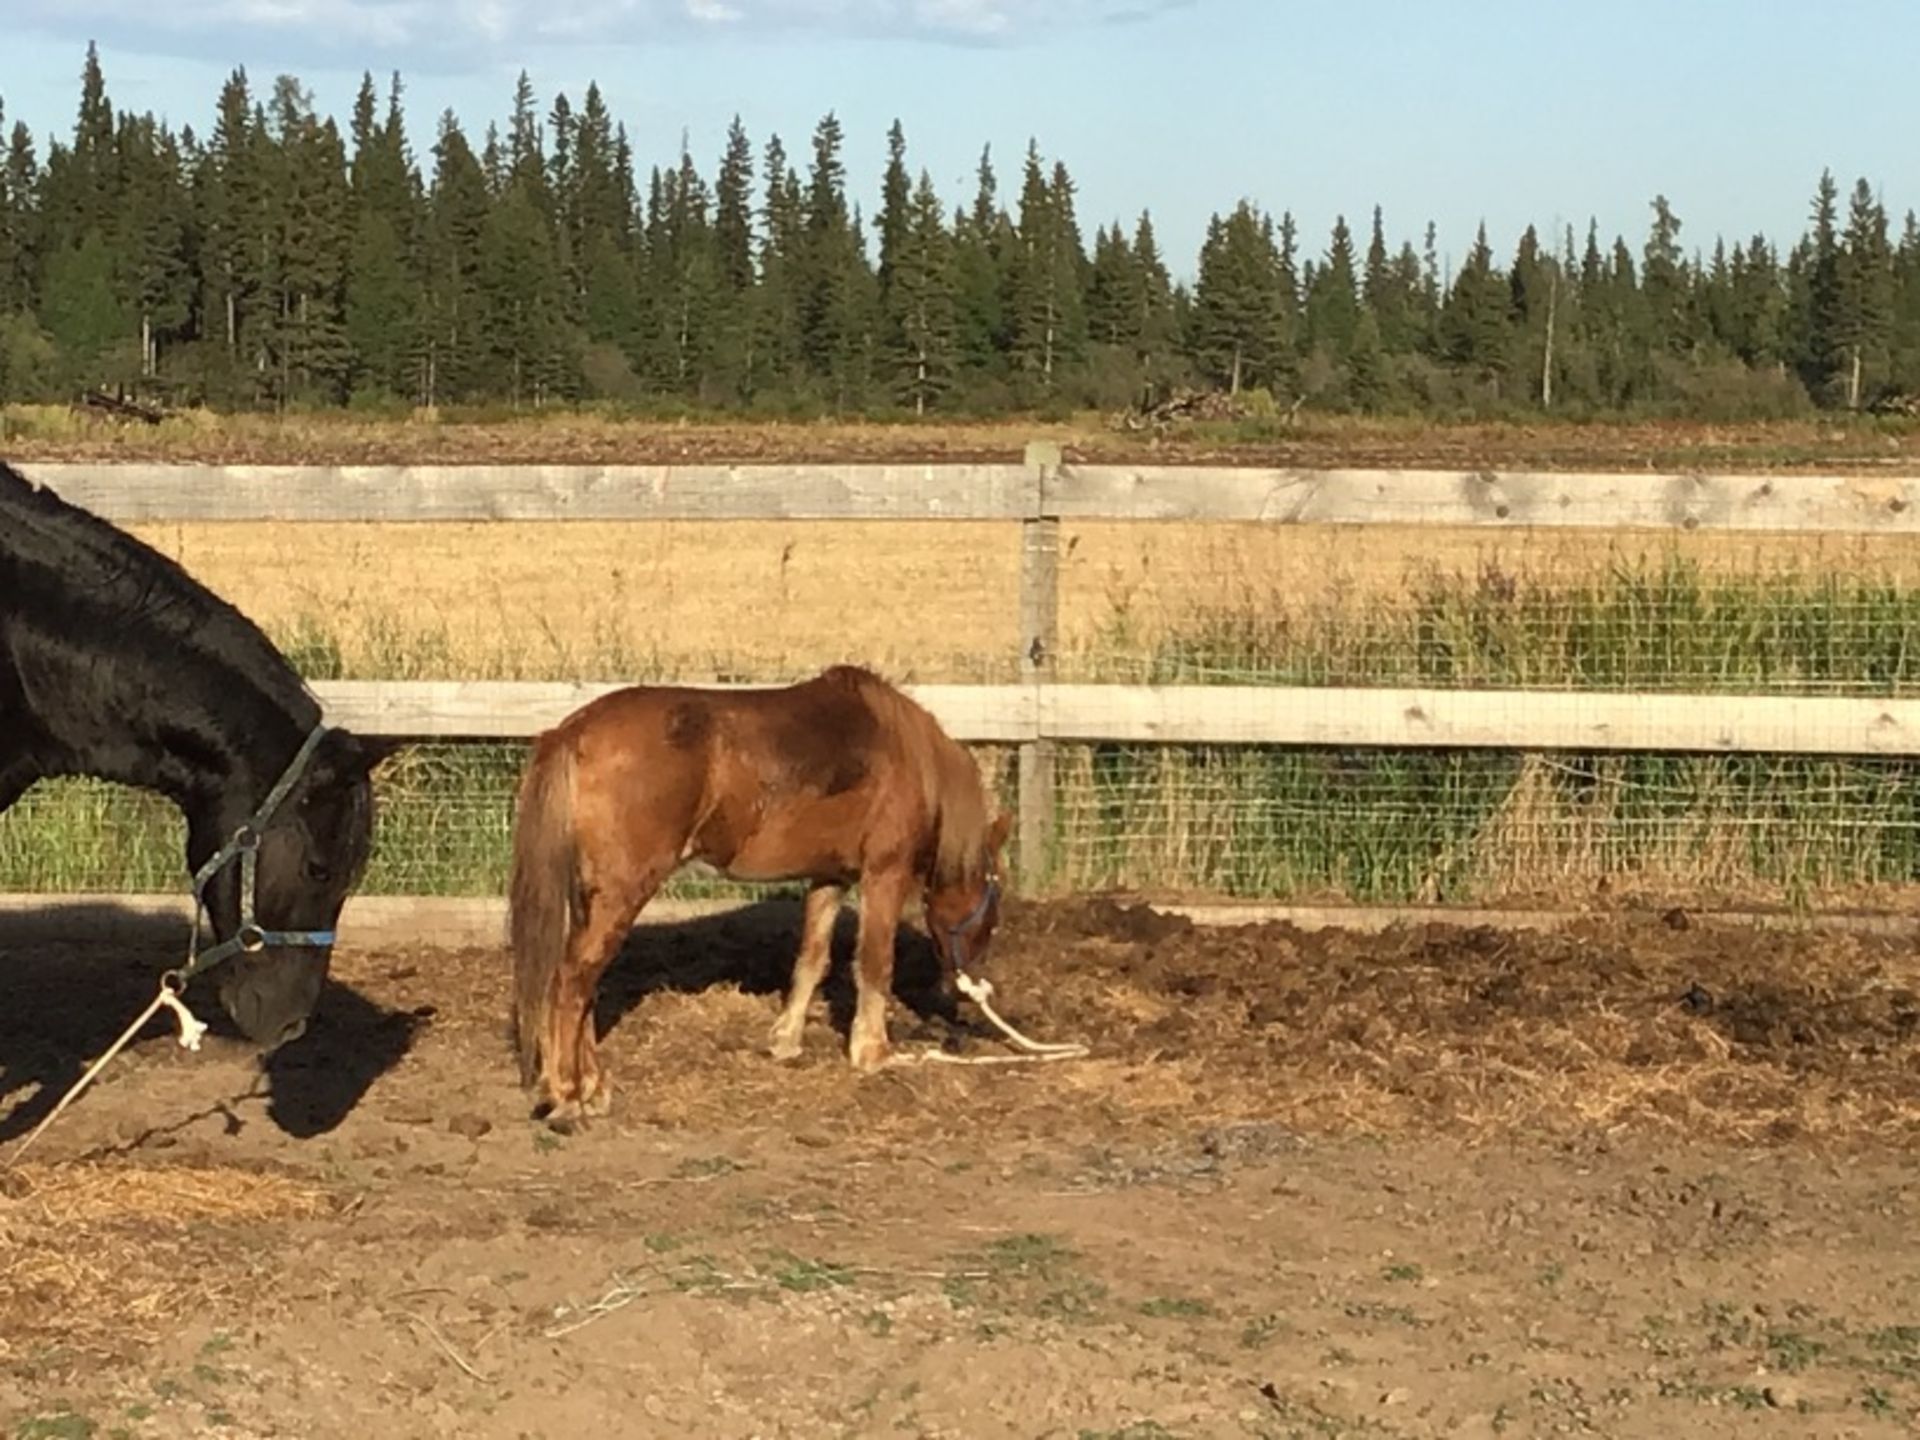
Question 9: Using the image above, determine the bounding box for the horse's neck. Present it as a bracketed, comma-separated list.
[10, 618, 305, 822]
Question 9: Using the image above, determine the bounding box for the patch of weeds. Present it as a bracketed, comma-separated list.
[643, 1231, 686, 1254]
[672, 1155, 743, 1181]
[860, 1310, 894, 1338]
[1322, 1346, 1358, 1366]
[147, 1380, 185, 1402]
[531, 1130, 562, 1154]
[1138, 1296, 1214, 1320]
[198, 1335, 234, 1358]
[1868, 1325, 1920, 1379]
[1343, 1300, 1426, 1328]
[1076, 1424, 1176, 1440]
[942, 1231, 1107, 1327]
[120, 1410, 152, 1426]
[202, 1410, 237, 1428]
[763, 1250, 855, 1294]
[1381, 1262, 1424, 1284]
[1724, 1385, 1769, 1410]
[984, 1233, 1077, 1272]
[1766, 1329, 1827, 1373]
[1035, 1276, 1109, 1324]
[1537, 1262, 1565, 1290]
[14, 1415, 95, 1440]
[1860, 1386, 1896, 1417]
[190, 1362, 232, 1386]
[1240, 1314, 1286, 1348]
[667, 1253, 728, 1296]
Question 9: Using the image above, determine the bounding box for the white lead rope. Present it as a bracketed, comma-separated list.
[890, 973, 1090, 1068]
[4, 981, 208, 1168]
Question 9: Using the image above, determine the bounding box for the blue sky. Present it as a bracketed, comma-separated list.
[3, 0, 1916, 282]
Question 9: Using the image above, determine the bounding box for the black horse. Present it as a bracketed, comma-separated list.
[0, 459, 392, 1048]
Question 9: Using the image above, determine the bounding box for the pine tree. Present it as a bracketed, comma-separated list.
[751, 133, 805, 398]
[706, 116, 756, 399]
[1087, 222, 1138, 346]
[797, 112, 872, 406]
[1008, 144, 1087, 396]
[1797, 169, 1843, 398]
[1642, 195, 1695, 358]
[952, 146, 1011, 387]
[345, 72, 424, 398]
[196, 68, 276, 397]
[1306, 214, 1360, 360]
[265, 77, 352, 404]
[1439, 223, 1511, 391]
[422, 111, 490, 402]
[875, 120, 911, 299]
[1834, 177, 1895, 407]
[0, 116, 39, 315]
[1191, 202, 1283, 394]
[1131, 212, 1178, 379]
[1893, 212, 1920, 394]
[113, 115, 193, 376]
[885, 170, 958, 415]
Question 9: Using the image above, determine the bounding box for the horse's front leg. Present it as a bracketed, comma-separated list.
[770, 881, 843, 1061]
[848, 865, 912, 1073]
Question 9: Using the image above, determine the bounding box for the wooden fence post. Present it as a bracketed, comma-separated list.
[1017, 441, 1062, 895]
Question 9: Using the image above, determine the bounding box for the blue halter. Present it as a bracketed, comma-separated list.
[945, 869, 1002, 979]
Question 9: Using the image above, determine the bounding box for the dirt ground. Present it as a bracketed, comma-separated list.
[7, 411, 1919, 471]
[4, 900, 1920, 1439]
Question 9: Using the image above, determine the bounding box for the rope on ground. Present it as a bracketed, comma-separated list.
[891, 974, 1090, 1068]
[3, 980, 208, 1169]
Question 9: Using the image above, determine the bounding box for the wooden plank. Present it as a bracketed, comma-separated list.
[1038, 684, 1920, 754]
[1016, 443, 1063, 893]
[314, 678, 1920, 756]
[18, 461, 1038, 522]
[313, 679, 1041, 742]
[1048, 464, 1920, 532]
[21, 459, 1920, 531]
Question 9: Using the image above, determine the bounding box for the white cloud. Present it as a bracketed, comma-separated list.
[10, 0, 1190, 63]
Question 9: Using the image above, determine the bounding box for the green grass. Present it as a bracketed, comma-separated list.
[10, 554, 1920, 906]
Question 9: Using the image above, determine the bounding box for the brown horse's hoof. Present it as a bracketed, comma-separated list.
[848, 1037, 892, 1074]
[769, 1019, 806, 1062]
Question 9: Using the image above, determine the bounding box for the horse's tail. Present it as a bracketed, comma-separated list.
[509, 732, 578, 1087]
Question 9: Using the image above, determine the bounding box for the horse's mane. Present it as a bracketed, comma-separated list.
[828, 665, 992, 885]
[0, 461, 318, 726]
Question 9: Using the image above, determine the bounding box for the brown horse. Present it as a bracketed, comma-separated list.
[508, 664, 1011, 1128]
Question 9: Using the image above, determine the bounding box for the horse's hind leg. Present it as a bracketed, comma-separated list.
[770, 881, 843, 1061]
[848, 866, 911, 1073]
[540, 868, 665, 1131]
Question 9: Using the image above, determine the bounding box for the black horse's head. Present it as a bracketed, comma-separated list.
[195, 728, 390, 1049]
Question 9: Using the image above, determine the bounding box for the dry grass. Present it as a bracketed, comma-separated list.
[117, 519, 1920, 687]
[353, 902, 1920, 1157]
[0, 1161, 335, 1360]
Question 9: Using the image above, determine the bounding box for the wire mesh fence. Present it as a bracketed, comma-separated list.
[10, 503, 1920, 910]
[7, 740, 1920, 911]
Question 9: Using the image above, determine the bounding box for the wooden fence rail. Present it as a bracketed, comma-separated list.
[21, 450, 1920, 894]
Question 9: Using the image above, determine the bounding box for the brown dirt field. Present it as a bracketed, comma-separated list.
[126, 520, 1920, 684]
[5, 902, 1920, 1437]
[6, 410, 1920, 471]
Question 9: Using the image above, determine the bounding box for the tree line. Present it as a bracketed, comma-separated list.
[0, 45, 1917, 420]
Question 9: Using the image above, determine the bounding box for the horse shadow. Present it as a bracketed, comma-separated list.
[592, 894, 989, 1051]
[0, 901, 423, 1146]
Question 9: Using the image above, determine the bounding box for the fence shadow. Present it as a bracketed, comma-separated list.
[0, 901, 421, 1144]
[592, 895, 987, 1048]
